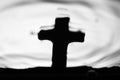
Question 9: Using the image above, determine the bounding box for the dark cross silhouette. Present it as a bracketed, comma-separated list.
[38, 17, 85, 70]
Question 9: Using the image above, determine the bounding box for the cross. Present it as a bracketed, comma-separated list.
[38, 17, 85, 70]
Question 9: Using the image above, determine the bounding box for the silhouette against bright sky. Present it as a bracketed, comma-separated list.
[38, 17, 85, 69]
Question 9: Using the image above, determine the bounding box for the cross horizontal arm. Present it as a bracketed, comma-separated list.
[38, 30, 53, 41]
[68, 31, 85, 42]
